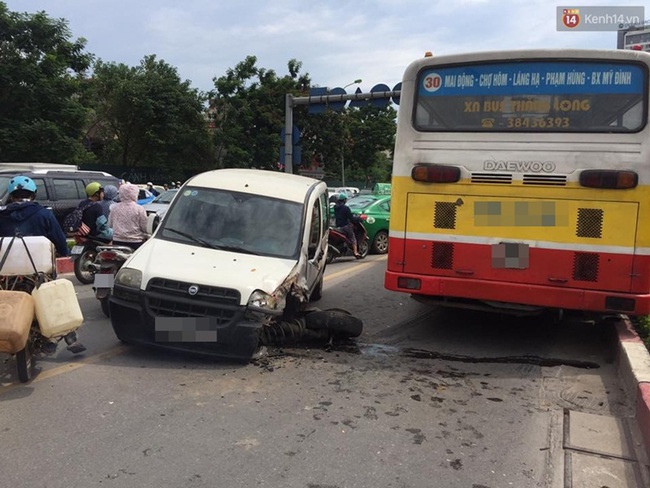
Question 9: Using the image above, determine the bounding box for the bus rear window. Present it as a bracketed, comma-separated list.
[414, 60, 646, 132]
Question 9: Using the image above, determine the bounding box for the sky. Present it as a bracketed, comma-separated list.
[4, 0, 649, 94]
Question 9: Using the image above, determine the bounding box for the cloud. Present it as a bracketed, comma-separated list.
[3, 0, 642, 93]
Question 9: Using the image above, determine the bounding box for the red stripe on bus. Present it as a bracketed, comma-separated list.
[386, 237, 650, 314]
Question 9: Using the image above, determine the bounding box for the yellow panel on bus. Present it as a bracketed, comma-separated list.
[404, 193, 638, 247]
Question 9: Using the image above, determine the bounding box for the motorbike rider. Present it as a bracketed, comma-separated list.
[333, 192, 362, 259]
[146, 182, 159, 197]
[0, 176, 86, 354]
[108, 183, 149, 250]
[76, 182, 113, 242]
[100, 185, 119, 218]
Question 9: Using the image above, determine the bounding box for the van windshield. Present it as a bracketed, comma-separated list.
[158, 186, 303, 259]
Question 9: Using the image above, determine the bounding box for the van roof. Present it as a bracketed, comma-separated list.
[188, 169, 324, 203]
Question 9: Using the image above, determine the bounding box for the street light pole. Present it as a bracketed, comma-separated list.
[340, 79, 362, 187]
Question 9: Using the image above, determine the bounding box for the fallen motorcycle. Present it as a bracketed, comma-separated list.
[91, 245, 134, 317]
[326, 218, 369, 264]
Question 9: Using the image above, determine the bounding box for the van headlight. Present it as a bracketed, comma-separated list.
[246, 290, 285, 319]
[115, 267, 142, 289]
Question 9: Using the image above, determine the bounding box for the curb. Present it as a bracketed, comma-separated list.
[615, 316, 650, 457]
[56, 257, 73, 275]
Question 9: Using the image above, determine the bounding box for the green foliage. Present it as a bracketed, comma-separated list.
[0, 3, 397, 181]
[211, 56, 310, 169]
[90, 55, 214, 173]
[300, 102, 396, 183]
[0, 2, 94, 163]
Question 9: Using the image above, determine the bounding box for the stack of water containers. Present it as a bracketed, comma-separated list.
[0, 236, 83, 355]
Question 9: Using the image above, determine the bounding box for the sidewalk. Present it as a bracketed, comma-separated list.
[616, 316, 650, 457]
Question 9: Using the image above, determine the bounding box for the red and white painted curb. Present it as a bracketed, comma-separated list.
[56, 257, 74, 275]
[615, 316, 650, 455]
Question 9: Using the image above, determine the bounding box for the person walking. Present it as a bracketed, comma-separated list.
[108, 183, 149, 250]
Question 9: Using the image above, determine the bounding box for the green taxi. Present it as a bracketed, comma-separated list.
[347, 193, 391, 254]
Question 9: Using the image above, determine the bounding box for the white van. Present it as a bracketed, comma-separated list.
[109, 169, 329, 360]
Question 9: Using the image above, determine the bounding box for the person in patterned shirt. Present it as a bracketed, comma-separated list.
[108, 183, 149, 250]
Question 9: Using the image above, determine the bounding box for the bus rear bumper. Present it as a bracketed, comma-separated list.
[385, 271, 650, 315]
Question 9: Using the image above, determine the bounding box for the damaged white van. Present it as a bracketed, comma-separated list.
[109, 169, 329, 360]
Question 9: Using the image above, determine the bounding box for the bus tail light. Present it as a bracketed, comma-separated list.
[412, 164, 461, 183]
[579, 170, 638, 189]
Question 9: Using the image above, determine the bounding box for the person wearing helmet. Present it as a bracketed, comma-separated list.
[100, 185, 119, 217]
[0, 175, 86, 354]
[72, 182, 113, 242]
[0, 175, 68, 256]
[333, 192, 362, 259]
[146, 181, 159, 197]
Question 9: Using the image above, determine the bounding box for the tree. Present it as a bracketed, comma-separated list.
[0, 2, 94, 163]
[211, 56, 310, 169]
[90, 55, 214, 173]
[347, 104, 396, 182]
[304, 104, 396, 184]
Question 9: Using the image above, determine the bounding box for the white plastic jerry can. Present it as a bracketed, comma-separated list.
[32, 279, 83, 338]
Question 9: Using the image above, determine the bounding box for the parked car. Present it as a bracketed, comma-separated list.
[0, 168, 119, 227]
[328, 187, 358, 204]
[347, 194, 391, 254]
[142, 189, 178, 225]
[137, 188, 155, 205]
[109, 168, 329, 361]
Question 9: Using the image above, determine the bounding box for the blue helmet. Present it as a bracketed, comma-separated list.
[337, 192, 348, 201]
[7, 176, 37, 195]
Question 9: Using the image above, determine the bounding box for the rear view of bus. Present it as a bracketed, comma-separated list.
[385, 49, 650, 315]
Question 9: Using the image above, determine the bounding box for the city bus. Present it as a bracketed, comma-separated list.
[385, 49, 650, 316]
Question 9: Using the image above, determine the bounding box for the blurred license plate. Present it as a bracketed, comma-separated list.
[93, 274, 114, 288]
[154, 317, 218, 343]
[71, 245, 84, 255]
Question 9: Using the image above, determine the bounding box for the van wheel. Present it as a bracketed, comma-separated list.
[310, 274, 324, 302]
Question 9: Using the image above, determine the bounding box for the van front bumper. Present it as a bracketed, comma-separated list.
[108, 284, 262, 361]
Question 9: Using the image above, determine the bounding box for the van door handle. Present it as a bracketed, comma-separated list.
[455, 269, 474, 276]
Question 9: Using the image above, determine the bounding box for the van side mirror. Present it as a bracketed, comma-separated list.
[146, 213, 160, 235]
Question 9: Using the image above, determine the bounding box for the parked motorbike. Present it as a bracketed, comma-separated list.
[327, 219, 369, 264]
[69, 236, 105, 284]
[91, 245, 134, 317]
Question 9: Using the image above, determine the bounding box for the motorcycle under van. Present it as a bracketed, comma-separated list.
[109, 169, 329, 360]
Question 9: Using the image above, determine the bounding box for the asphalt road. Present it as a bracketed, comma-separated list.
[0, 255, 647, 487]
